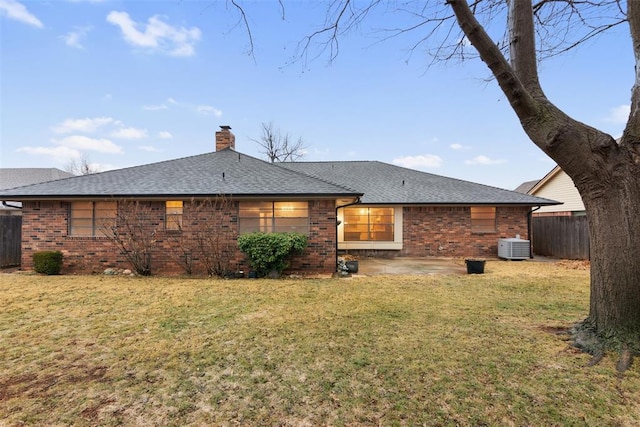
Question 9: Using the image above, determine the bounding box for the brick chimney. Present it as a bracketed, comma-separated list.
[215, 125, 235, 151]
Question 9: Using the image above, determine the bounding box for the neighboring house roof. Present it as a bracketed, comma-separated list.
[528, 165, 562, 194]
[1, 168, 75, 210]
[527, 165, 584, 213]
[0, 168, 74, 190]
[0, 149, 361, 199]
[279, 161, 558, 205]
[513, 180, 539, 194]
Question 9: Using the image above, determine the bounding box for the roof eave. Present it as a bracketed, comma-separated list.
[1, 192, 363, 201]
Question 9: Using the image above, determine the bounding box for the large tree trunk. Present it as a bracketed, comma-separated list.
[449, 0, 640, 358]
[581, 165, 640, 343]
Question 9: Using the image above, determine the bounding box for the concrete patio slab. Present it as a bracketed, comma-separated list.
[353, 257, 468, 276]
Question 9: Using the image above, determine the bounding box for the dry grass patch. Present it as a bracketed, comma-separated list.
[1, 260, 639, 426]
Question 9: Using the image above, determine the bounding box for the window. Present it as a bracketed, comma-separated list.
[166, 201, 183, 230]
[344, 207, 394, 241]
[70, 201, 117, 236]
[239, 201, 309, 234]
[471, 207, 496, 233]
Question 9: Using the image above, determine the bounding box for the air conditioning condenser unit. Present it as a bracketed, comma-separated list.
[498, 238, 530, 260]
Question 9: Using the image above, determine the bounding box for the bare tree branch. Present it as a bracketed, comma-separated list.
[448, 0, 538, 119]
[229, 0, 255, 59]
[64, 153, 99, 176]
[508, 0, 543, 96]
[250, 122, 307, 163]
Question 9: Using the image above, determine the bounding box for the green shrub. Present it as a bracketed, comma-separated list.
[237, 232, 307, 277]
[33, 251, 64, 275]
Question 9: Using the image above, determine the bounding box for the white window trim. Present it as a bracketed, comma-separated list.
[337, 205, 403, 250]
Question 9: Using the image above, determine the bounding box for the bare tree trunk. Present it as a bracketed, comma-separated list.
[450, 0, 640, 359]
[582, 170, 640, 342]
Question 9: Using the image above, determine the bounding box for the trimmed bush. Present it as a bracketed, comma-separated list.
[237, 232, 307, 277]
[33, 251, 64, 275]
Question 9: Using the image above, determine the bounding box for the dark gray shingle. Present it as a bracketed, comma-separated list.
[280, 161, 558, 205]
[0, 150, 359, 198]
[0, 168, 75, 190]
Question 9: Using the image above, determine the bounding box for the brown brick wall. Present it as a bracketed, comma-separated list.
[288, 199, 337, 274]
[21, 201, 529, 274]
[20, 199, 337, 276]
[401, 206, 530, 258]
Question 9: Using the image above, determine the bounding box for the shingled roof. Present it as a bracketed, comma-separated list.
[0, 150, 557, 206]
[0, 168, 74, 190]
[0, 149, 360, 199]
[279, 161, 558, 205]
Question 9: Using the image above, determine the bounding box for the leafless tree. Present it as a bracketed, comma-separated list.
[221, 0, 637, 368]
[102, 200, 158, 276]
[251, 122, 306, 163]
[65, 153, 99, 175]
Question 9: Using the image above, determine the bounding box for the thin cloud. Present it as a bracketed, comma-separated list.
[106, 11, 201, 57]
[604, 104, 630, 124]
[138, 145, 162, 152]
[465, 155, 506, 165]
[17, 146, 80, 163]
[110, 127, 148, 139]
[143, 103, 168, 111]
[52, 135, 123, 154]
[196, 105, 223, 117]
[52, 117, 115, 134]
[145, 98, 223, 117]
[0, 0, 43, 28]
[60, 26, 91, 49]
[393, 154, 443, 169]
[158, 131, 172, 139]
[450, 143, 471, 151]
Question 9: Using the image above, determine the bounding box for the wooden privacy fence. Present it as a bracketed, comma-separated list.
[532, 216, 590, 260]
[0, 215, 22, 267]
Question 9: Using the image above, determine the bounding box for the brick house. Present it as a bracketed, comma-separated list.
[0, 126, 557, 275]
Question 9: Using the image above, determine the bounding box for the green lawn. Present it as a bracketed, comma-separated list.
[1, 261, 638, 426]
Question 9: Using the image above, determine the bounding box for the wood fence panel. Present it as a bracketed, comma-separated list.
[532, 216, 590, 260]
[0, 215, 22, 267]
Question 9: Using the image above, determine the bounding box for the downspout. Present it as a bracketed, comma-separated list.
[2, 201, 22, 210]
[527, 206, 541, 259]
[335, 197, 362, 272]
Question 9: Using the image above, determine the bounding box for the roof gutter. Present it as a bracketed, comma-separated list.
[527, 206, 542, 259]
[2, 201, 21, 210]
[335, 196, 362, 273]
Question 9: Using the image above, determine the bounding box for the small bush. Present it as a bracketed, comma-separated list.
[237, 232, 307, 277]
[33, 251, 63, 275]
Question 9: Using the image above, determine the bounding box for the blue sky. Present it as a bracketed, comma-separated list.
[0, 0, 631, 190]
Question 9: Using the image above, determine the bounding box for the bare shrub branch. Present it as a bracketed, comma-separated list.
[101, 200, 158, 276]
[168, 197, 237, 277]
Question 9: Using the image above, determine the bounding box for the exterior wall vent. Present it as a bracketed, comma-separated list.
[498, 238, 530, 260]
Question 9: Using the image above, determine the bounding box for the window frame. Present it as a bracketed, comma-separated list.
[238, 201, 309, 234]
[165, 200, 184, 231]
[69, 201, 117, 237]
[470, 206, 497, 233]
[343, 206, 395, 242]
